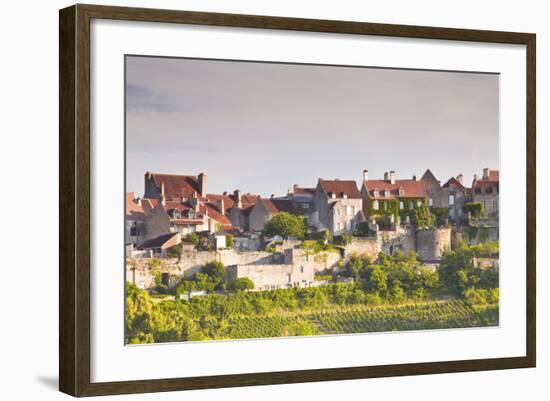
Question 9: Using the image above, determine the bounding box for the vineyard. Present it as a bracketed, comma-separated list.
[227, 300, 498, 339]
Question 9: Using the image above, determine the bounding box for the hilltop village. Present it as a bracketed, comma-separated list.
[126, 168, 499, 293]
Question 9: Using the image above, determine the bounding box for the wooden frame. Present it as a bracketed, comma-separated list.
[59, 3, 536, 397]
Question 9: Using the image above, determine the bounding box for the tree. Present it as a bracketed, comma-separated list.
[201, 260, 227, 290]
[262, 212, 306, 238]
[413, 202, 434, 229]
[334, 234, 353, 246]
[229, 277, 254, 291]
[345, 254, 370, 280]
[225, 234, 234, 248]
[183, 232, 199, 248]
[463, 202, 484, 217]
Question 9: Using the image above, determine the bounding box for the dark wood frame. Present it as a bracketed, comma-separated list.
[59, 3, 536, 397]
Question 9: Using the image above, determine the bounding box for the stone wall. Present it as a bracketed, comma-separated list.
[416, 228, 452, 262]
[343, 237, 379, 260]
[227, 264, 314, 291]
[454, 224, 499, 245]
[126, 258, 181, 289]
[285, 248, 342, 272]
[378, 226, 416, 255]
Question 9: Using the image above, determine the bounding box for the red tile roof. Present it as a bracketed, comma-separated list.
[293, 186, 315, 196]
[364, 179, 427, 200]
[488, 170, 499, 181]
[260, 198, 296, 214]
[200, 204, 233, 228]
[126, 192, 145, 221]
[150, 173, 200, 200]
[140, 198, 159, 214]
[319, 179, 361, 199]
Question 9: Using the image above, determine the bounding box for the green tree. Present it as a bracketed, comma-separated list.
[225, 234, 234, 248]
[183, 232, 200, 248]
[262, 212, 306, 238]
[413, 202, 434, 229]
[229, 277, 254, 291]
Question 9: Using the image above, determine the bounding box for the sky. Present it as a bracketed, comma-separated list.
[126, 56, 499, 197]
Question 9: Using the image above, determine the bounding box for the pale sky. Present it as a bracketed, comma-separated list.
[126, 56, 499, 197]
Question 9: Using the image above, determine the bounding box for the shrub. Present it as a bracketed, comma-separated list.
[463, 202, 484, 217]
[225, 234, 234, 248]
[229, 277, 254, 291]
[262, 212, 307, 238]
[183, 232, 200, 248]
[333, 234, 353, 246]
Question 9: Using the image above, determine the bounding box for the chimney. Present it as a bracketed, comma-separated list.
[456, 173, 463, 184]
[160, 182, 165, 199]
[198, 172, 207, 197]
[390, 171, 396, 185]
[412, 174, 417, 181]
[363, 169, 369, 181]
[472, 174, 478, 187]
[190, 192, 200, 212]
[234, 189, 242, 208]
[384, 172, 390, 181]
[216, 198, 225, 215]
[482, 168, 489, 181]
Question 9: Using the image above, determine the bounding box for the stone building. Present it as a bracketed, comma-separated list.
[311, 179, 363, 234]
[125, 192, 146, 247]
[143, 171, 207, 201]
[420, 169, 471, 222]
[138, 232, 181, 258]
[472, 168, 499, 217]
[248, 197, 296, 233]
[361, 169, 427, 224]
[226, 263, 315, 291]
[228, 190, 258, 232]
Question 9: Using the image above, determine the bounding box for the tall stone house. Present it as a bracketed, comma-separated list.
[420, 169, 470, 222]
[288, 185, 316, 226]
[248, 197, 296, 233]
[125, 192, 146, 247]
[228, 190, 259, 232]
[472, 168, 499, 216]
[361, 170, 427, 224]
[311, 179, 363, 234]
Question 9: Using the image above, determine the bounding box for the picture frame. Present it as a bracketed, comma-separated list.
[59, 3, 536, 397]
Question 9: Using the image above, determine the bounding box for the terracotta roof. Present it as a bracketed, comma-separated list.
[442, 177, 466, 190]
[205, 194, 235, 214]
[126, 192, 145, 221]
[364, 179, 427, 200]
[319, 179, 361, 199]
[487, 170, 499, 181]
[260, 198, 295, 214]
[200, 204, 233, 228]
[171, 219, 203, 225]
[150, 173, 200, 200]
[138, 233, 178, 249]
[293, 186, 315, 196]
[140, 198, 159, 214]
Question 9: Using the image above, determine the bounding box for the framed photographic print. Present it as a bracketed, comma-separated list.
[59, 4, 536, 397]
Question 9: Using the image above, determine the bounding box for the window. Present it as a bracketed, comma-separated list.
[336, 208, 341, 216]
[428, 198, 433, 207]
[449, 195, 455, 206]
[130, 226, 139, 236]
[372, 200, 379, 210]
[300, 266, 304, 273]
[287, 274, 292, 283]
[409, 201, 413, 210]
[493, 199, 498, 211]
[417, 200, 422, 207]
[301, 202, 310, 209]
[399, 201, 404, 210]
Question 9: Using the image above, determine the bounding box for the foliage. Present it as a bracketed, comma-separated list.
[463, 202, 484, 217]
[183, 232, 199, 248]
[353, 222, 371, 237]
[262, 212, 307, 239]
[333, 234, 353, 246]
[438, 242, 499, 297]
[344, 254, 371, 280]
[413, 202, 434, 229]
[306, 229, 332, 243]
[430, 207, 449, 226]
[166, 243, 183, 260]
[314, 274, 333, 282]
[225, 234, 234, 248]
[228, 277, 254, 291]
